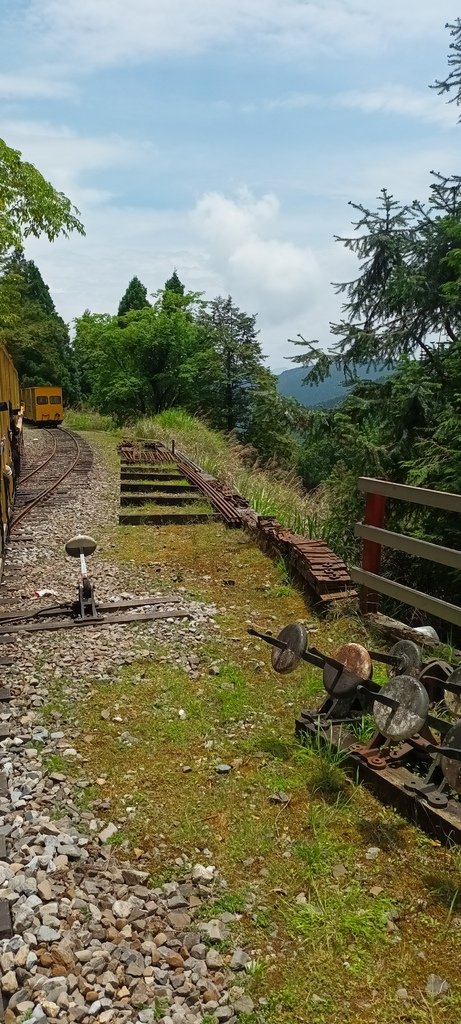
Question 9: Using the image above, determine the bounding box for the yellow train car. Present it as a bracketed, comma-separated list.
[0, 343, 22, 559]
[21, 386, 64, 426]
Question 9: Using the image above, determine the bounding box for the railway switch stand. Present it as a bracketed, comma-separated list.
[65, 534, 100, 622]
[0, 538, 194, 636]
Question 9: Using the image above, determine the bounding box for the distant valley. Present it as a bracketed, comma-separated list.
[276, 363, 390, 408]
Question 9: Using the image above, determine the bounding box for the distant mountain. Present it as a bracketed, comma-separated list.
[276, 363, 390, 408]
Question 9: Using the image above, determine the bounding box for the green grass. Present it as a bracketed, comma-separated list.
[64, 408, 118, 432]
[43, 753, 72, 774]
[121, 500, 214, 515]
[37, 429, 461, 1024]
[285, 884, 395, 973]
[131, 409, 333, 542]
[197, 890, 248, 918]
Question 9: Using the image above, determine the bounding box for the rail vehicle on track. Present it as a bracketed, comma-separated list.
[21, 385, 64, 426]
[0, 343, 22, 559]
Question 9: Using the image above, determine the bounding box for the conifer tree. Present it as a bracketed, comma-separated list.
[0, 254, 79, 402]
[164, 269, 185, 295]
[118, 276, 150, 316]
[200, 295, 266, 432]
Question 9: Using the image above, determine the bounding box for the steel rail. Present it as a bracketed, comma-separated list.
[10, 428, 80, 530]
[19, 429, 58, 485]
[175, 455, 242, 526]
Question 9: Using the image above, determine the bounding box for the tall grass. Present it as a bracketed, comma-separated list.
[132, 410, 333, 542]
[64, 409, 118, 432]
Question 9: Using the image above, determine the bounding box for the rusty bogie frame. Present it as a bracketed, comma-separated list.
[251, 624, 461, 843]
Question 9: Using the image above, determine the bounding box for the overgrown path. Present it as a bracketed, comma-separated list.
[34, 431, 461, 1023]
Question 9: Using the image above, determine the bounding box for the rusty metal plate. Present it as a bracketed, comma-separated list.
[333, 643, 372, 680]
[444, 665, 461, 718]
[271, 623, 308, 674]
[387, 641, 421, 679]
[373, 675, 429, 742]
[441, 722, 461, 795]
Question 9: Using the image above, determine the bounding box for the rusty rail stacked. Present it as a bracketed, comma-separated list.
[119, 440, 356, 606]
[252, 518, 356, 605]
[175, 459, 243, 527]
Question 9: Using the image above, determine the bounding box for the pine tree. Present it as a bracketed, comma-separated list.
[290, 178, 461, 386]
[433, 19, 461, 116]
[164, 270, 184, 295]
[21, 256, 57, 316]
[201, 295, 266, 432]
[0, 254, 79, 403]
[118, 276, 150, 316]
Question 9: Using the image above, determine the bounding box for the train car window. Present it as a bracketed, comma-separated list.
[36, 396, 49, 405]
[50, 396, 62, 404]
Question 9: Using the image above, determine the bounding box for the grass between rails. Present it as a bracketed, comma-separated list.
[46, 430, 461, 1024]
[120, 500, 215, 515]
[131, 410, 333, 541]
[65, 407, 338, 541]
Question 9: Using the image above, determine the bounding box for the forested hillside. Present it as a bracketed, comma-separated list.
[276, 362, 390, 408]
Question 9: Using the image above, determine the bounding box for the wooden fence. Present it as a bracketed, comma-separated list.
[351, 477, 461, 627]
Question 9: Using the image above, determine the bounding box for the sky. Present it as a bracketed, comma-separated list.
[1, 0, 460, 370]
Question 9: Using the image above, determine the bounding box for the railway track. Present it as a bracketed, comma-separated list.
[11, 427, 93, 530]
[118, 439, 356, 607]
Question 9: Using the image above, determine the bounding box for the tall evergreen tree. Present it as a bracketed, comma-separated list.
[118, 276, 150, 316]
[201, 295, 266, 432]
[290, 177, 461, 386]
[164, 270, 185, 295]
[433, 19, 461, 115]
[0, 253, 79, 403]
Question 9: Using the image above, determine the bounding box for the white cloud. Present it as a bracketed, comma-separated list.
[0, 72, 74, 100]
[337, 85, 458, 128]
[25, 0, 458, 69]
[0, 118, 156, 206]
[262, 85, 458, 128]
[191, 189, 320, 324]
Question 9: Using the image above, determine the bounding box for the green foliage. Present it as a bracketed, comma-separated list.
[164, 269, 185, 295]
[0, 137, 84, 258]
[291, 179, 461, 386]
[74, 291, 208, 423]
[245, 370, 300, 466]
[118, 276, 150, 316]
[198, 295, 266, 432]
[0, 252, 80, 402]
[74, 285, 296, 463]
[63, 409, 116, 432]
[432, 18, 461, 115]
[282, 24, 461, 621]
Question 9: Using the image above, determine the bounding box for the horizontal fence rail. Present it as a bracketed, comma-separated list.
[357, 477, 461, 514]
[353, 477, 461, 625]
[355, 524, 461, 572]
[351, 568, 461, 629]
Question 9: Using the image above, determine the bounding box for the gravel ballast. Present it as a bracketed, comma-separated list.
[0, 430, 253, 1024]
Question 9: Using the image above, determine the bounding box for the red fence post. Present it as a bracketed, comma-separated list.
[360, 490, 387, 614]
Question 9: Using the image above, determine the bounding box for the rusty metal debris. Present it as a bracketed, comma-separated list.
[118, 440, 355, 605]
[250, 622, 461, 842]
